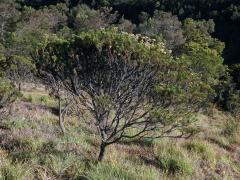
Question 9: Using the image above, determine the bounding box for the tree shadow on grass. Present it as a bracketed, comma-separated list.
[119, 138, 154, 147]
[140, 156, 161, 169]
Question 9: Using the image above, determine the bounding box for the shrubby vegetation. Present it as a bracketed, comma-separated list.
[36, 28, 212, 160]
[0, 0, 240, 179]
[181, 18, 226, 86]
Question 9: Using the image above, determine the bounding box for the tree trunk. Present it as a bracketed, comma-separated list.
[18, 82, 21, 92]
[0, 124, 10, 130]
[58, 97, 65, 135]
[98, 142, 107, 161]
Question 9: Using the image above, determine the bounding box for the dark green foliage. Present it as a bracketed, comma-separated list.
[17, 0, 66, 8]
[230, 64, 240, 89]
[109, 0, 240, 64]
[16, 0, 240, 65]
[220, 87, 240, 115]
[118, 16, 136, 33]
[69, 4, 117, 32]
[0, 2, 20, 42]
[214, 67, 240, 114]
[63, 0, 240, 65]
[137, 11, 185, 53]
[181, 18, 226, 86]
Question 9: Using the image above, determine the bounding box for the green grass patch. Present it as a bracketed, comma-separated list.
[6, 118, 38, 130]
[183, 140, 215, 161]
[222, 119, 240, 137]
[38, 153, 87, 177]
[87, 162, 160, 180]
[154, 140, 192, 175]
[157, 154, 192, 175]
[0, 160, 33, 180]
[21, 92, 57, 108]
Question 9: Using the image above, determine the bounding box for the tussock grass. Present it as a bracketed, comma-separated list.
[21, 91, 57, 108]
[88, 161, 161, 180]
[153, 140, 192, 175]
[183, 140, 216, 161]
[222, 119, 240, 137]
[0, 159, 34, 180]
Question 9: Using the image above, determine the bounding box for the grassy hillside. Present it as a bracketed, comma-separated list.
[0, 85, 239, 179]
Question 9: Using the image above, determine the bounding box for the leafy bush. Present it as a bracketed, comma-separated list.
[181, 18, 226, 86]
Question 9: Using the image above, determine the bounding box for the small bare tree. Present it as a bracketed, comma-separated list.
[38, 74, 82, 135]
[40, 74, 73, 135]
[37, 29, 212, 161]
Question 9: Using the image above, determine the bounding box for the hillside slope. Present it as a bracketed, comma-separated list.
[0, 86, 239, 179]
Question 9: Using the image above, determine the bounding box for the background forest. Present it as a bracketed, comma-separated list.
[0, 0, 240, 179]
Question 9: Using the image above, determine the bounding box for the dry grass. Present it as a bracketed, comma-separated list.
[0, 86, 240, 179]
